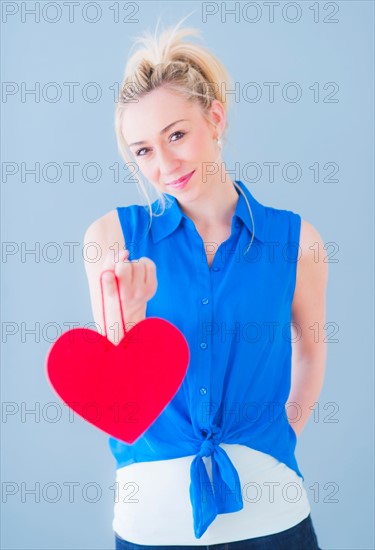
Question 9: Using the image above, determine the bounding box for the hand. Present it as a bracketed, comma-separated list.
[100, 249, 158, 343]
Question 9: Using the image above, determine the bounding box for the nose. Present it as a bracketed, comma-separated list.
[157, 146, 181, 181]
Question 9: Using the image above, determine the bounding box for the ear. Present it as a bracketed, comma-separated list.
[207, 99, 226, 138]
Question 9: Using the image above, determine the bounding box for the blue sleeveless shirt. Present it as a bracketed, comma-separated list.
[108, 179, 303, 539]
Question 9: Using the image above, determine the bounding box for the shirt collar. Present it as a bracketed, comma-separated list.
[149, 179, 268, 244]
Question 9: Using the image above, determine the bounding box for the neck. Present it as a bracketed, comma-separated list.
[177, 176, 239, 228]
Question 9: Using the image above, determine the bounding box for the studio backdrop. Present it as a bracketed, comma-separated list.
[2, 2, 374, 549]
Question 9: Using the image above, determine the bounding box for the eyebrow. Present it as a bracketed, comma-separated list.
[128, 119, 189, 147]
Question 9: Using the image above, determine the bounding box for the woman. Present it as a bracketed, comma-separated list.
[83, 18, 327, 550]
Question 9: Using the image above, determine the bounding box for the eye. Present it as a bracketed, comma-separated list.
[135, 147, 149, 157]
[135, 130, 186, 157]
[170, 130, 186, 142]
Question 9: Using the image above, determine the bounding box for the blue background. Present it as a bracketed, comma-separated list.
[2, 1, 374, 549]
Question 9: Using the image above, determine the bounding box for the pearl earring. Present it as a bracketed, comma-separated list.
[216, 136, 222, 149]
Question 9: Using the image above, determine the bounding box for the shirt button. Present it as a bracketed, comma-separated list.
[201, 298, 209, 305]
[199, 387, 207, 395]
[200, 342, 207, 350]
[212, 267, 221, 272]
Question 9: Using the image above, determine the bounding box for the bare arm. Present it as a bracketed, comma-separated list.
[287, 219, 329, 437]
[82, 210, 150, 345]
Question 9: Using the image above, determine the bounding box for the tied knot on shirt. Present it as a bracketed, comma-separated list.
[197, 436, 216, 458]
[189, 429, 244, 538]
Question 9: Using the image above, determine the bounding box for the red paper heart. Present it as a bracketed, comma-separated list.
[46, 318, 190, 444]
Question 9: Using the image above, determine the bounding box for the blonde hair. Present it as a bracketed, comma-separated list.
[114, 14, 255, 253]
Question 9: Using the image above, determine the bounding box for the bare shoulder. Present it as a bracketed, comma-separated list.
[299, 218, 325, 257]
[83, 209, 125, 278]
[293, 218, 328, 310]
[83, 209, 125, 260]
[82, 209, 125, 325]
[84, 209, 124, 244]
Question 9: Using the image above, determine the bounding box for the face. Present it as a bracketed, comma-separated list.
[121, 86, 224, 198]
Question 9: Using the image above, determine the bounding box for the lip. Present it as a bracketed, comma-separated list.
[166, 170, 195, 188]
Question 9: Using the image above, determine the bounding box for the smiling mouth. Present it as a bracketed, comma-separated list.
[166, 170, 195, 186]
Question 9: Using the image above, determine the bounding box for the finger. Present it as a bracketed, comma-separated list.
[101, 251, 124, 298]
[100, 269, 118, 301]
[98, 251, 128, 339]
[141, 257, 156, 286]
[103, 248, 129, 274]
[132, 257, 148, 286]
[115, 251, 135, 291]
[142, 261, 157, 301]
[130, 259, 156, 305]
[101, 250, 113, 272]
[116, 248, 130, 267]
